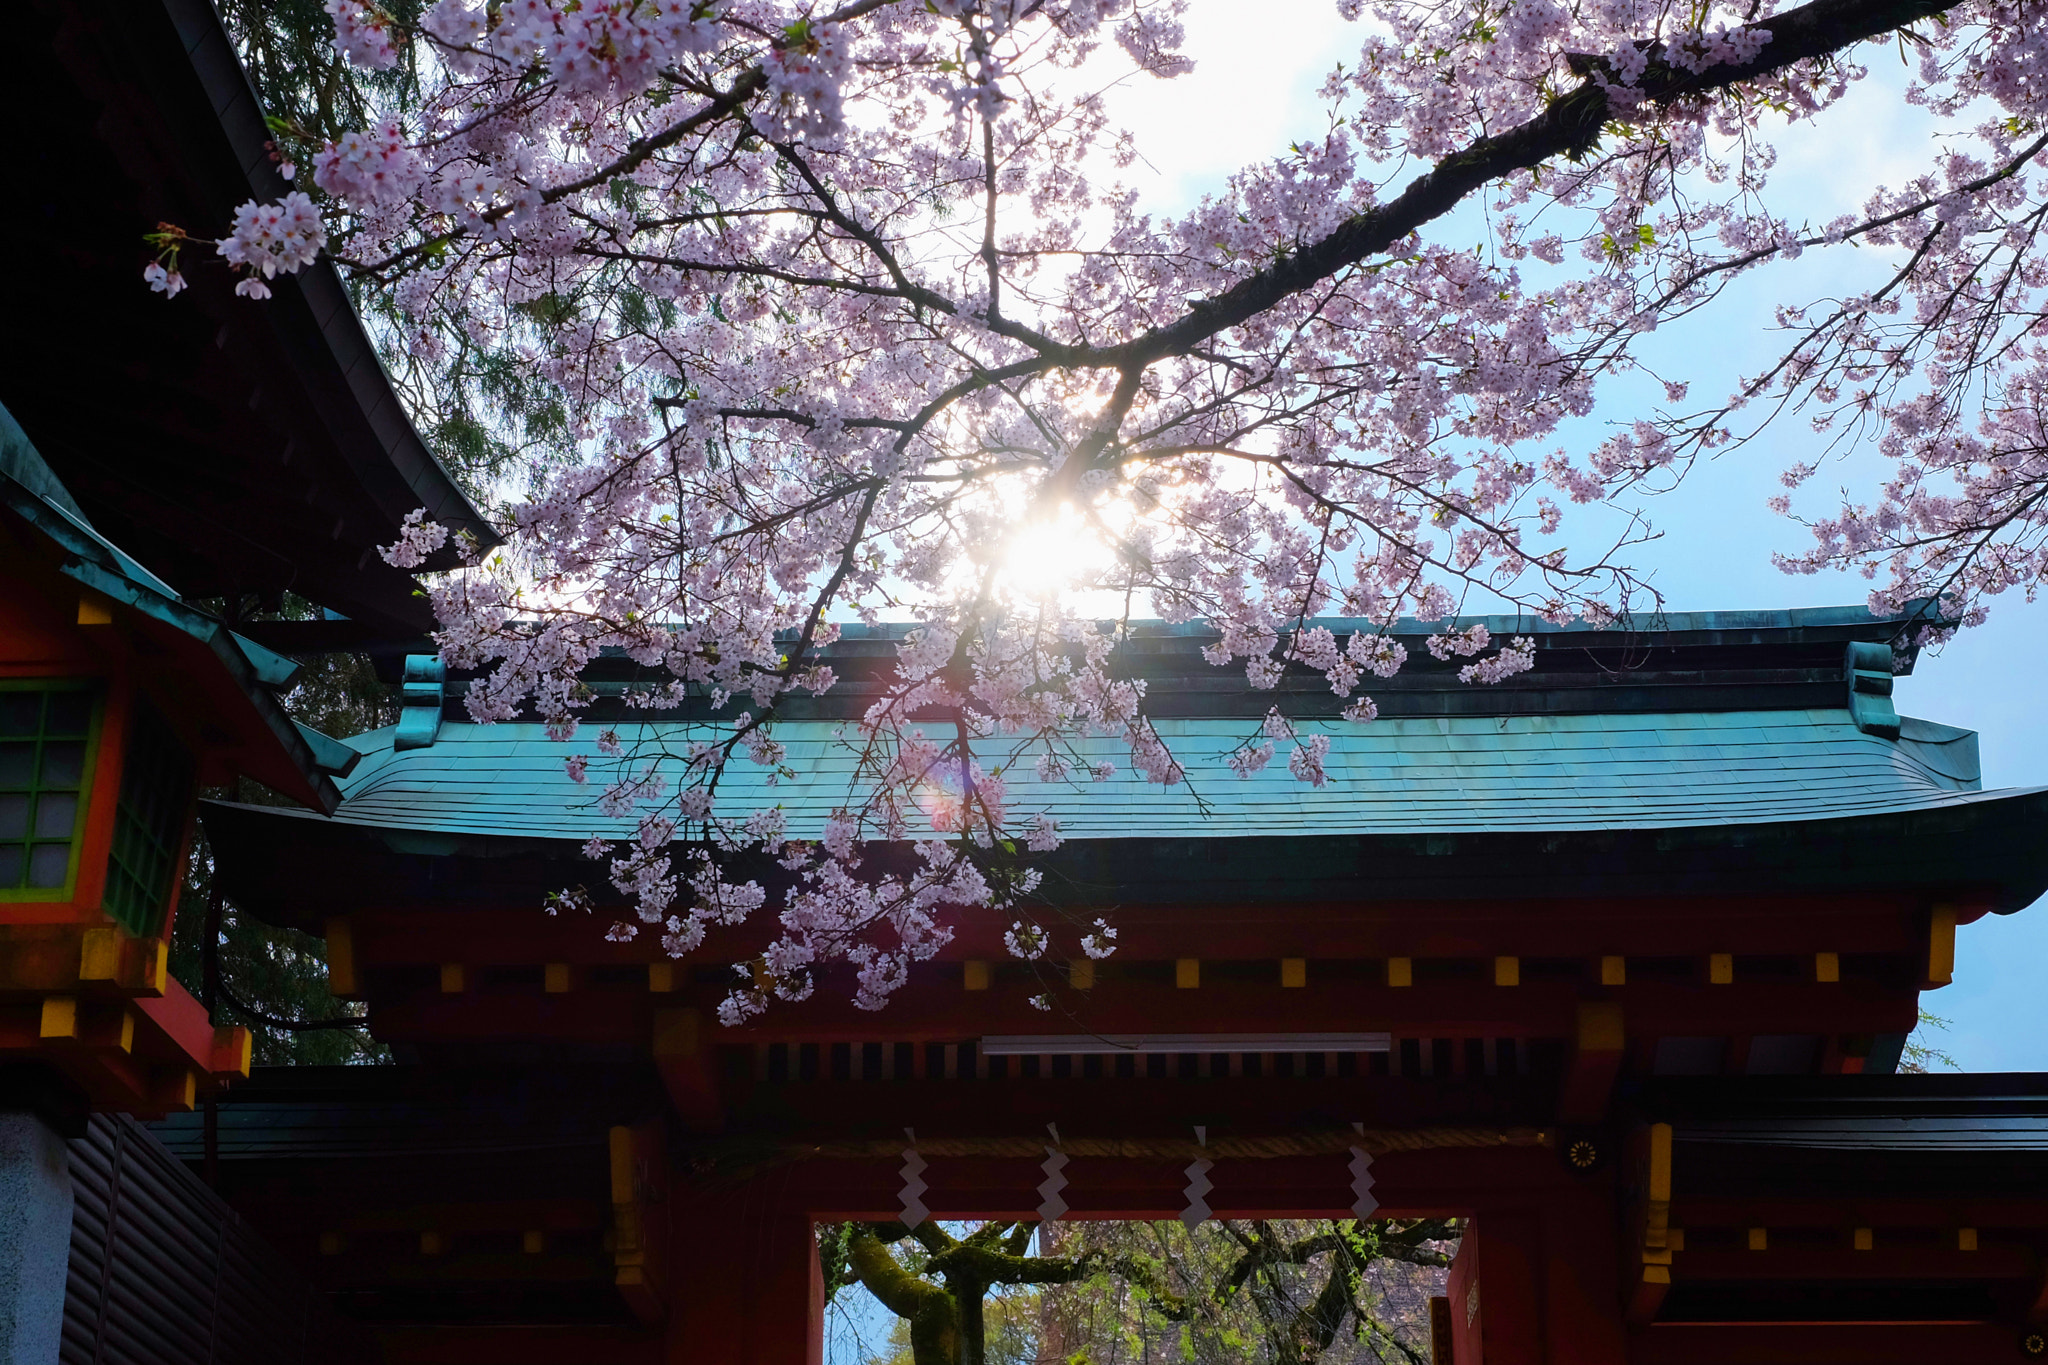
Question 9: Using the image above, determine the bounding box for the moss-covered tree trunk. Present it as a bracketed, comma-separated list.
[845, 1225, 962, 1365]
[839, 1221, 1087, 1365]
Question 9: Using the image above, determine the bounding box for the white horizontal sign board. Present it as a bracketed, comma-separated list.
[978, 1033, 1392, 1056]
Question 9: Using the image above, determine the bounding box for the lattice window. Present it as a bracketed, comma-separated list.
[0, 683, 97, 896]
[103, 703, 192, 937]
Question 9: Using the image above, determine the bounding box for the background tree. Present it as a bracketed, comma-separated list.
[822, 1216, 1456, 1365]
[1902, 1007, 1962, 1074]
[215, 0, 425, 144]
[153, 0, 2048, 1018]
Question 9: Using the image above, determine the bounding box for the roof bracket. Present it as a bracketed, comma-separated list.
[1845, 642, 1900, 739]
[394, 654, 445, 750]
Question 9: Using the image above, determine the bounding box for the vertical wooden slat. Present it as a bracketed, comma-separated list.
[60, 1114, 374, 1365]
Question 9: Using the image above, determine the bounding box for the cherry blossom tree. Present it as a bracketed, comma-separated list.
[152, 0, 2048, 1021]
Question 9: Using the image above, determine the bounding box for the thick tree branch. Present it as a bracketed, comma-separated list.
[846, 1225, 949, 1320]
[1096, 0, 1963, 370]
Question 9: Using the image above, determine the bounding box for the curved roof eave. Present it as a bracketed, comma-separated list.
[3, 0, 497, 636]
[171, 0, 500, 556]
[198, 777, 2048, 929]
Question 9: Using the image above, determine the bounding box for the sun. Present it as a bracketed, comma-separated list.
[996, 501, 1116, 601]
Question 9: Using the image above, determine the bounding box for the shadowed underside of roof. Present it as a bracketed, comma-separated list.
[1639, 1076, 2048, 1196]
[1651, 1074, 2048, 1151]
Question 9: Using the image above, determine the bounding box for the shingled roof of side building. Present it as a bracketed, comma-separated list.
[1, 0, 499, 637]
[1, 399, 353, 813]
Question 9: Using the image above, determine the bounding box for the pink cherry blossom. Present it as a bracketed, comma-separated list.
[142, 0, 2048, 1021]
[377, 508, 449, 568]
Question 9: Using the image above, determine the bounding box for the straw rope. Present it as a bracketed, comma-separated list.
[797, 1127, 1549, 1161]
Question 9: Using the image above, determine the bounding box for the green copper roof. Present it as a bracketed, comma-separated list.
[300, 708, 1993, 845]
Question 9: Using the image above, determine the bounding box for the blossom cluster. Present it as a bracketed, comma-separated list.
[377, 508, 449, 568]
[312, 121, 422, 205]
[326, 0, 398, 68]
[216, 193, 326, 298]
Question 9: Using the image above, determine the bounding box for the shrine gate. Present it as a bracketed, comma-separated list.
[0, 4, 2042, 1360]
[175, 609, 2048, 1365]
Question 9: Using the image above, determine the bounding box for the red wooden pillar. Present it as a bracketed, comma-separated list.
[1541, 1189, 1626, 1365]
[666, 1183, 824, 1365]
[1446, 1228, 1480, 1364]
[1448, 1197, 1625, 1365]
[1449, 1213, 1539, 1365]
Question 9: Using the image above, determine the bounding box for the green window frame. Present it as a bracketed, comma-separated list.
[103, 701, 193, 939]
[0, 681, 101, 900]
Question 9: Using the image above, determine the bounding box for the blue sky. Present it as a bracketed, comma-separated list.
[1095, 0, 2047, 1069]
